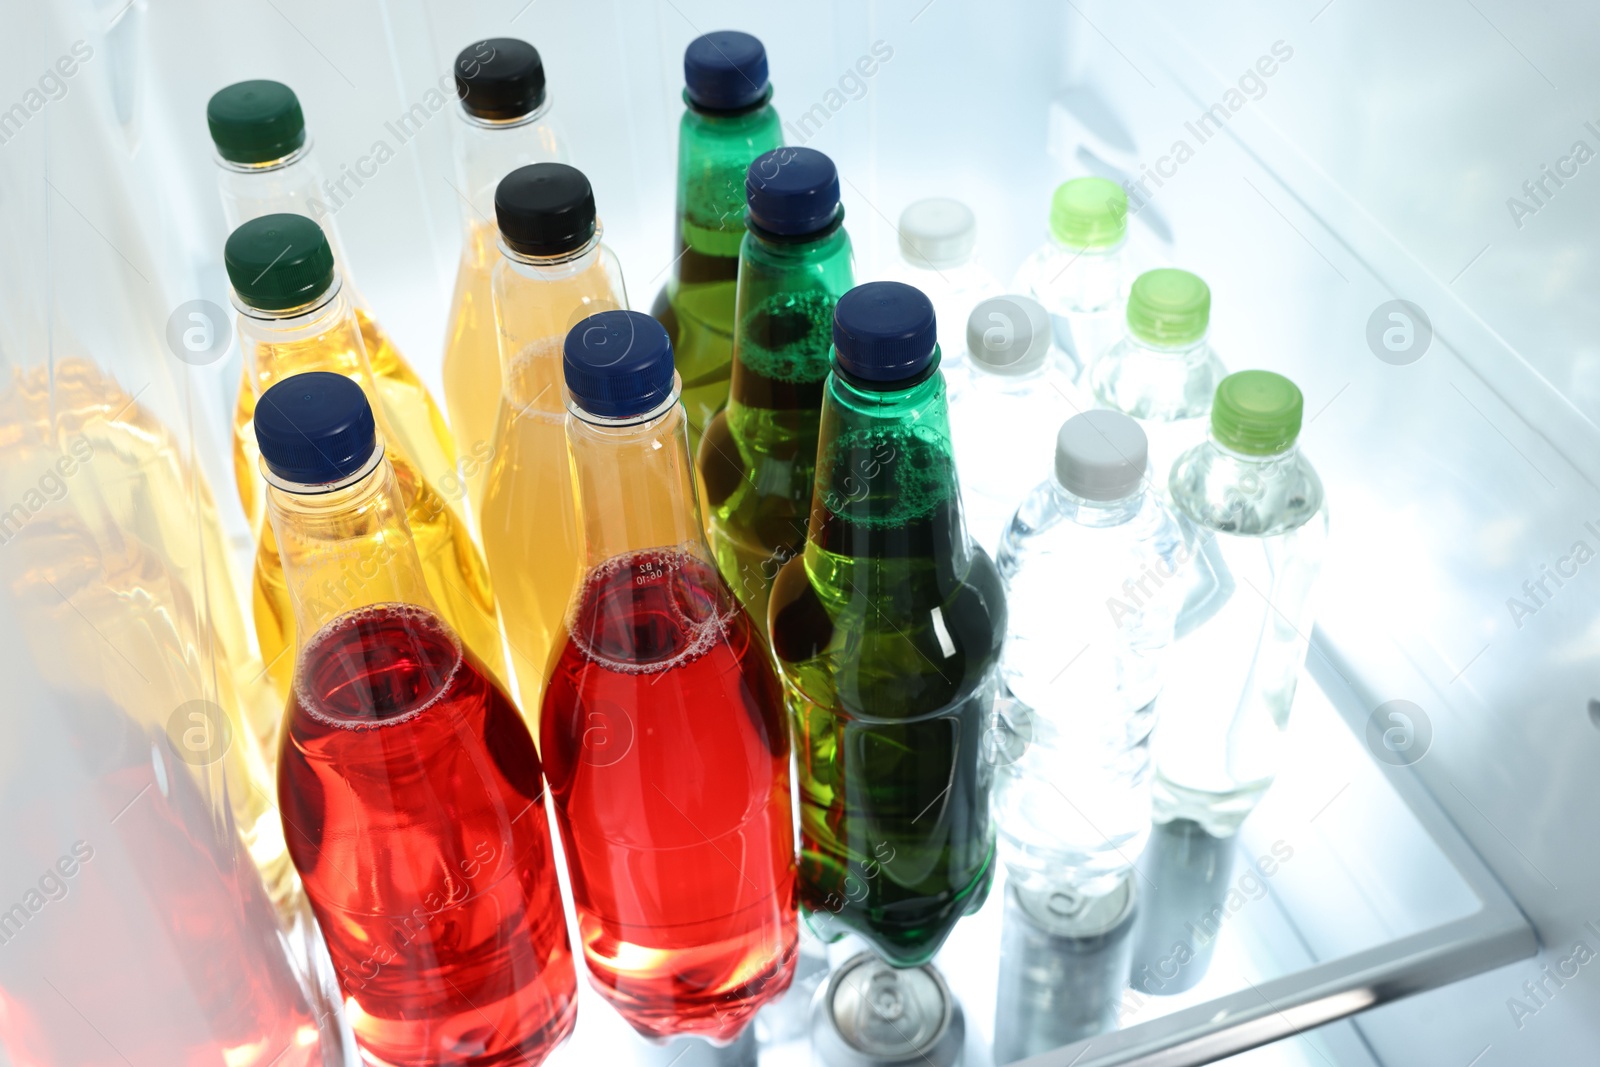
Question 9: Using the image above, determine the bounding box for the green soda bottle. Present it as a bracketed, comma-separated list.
[769, 281, 1006, 967]
[697, 146, 854, 634]
[650, 31, 783, 450]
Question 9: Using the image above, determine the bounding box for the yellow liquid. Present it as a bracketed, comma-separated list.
[0, 359, 298, 912]
[233, 306, 459, 535]
[237, 305, 505, 702]
[441, 220, 502, 518]
[478, 247, 624, 724]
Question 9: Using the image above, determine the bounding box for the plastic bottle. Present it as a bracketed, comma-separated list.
[479, 163, 626, 723]
[440, 39, 568, 518]
[946, 294, 1080, 555]
[698, 146, 854, 633]
[881, 197, 1002, 364]
[1089, 267, 1227, 494]
[993, 410, 1187, 895]
[769, 281, 1005, 967]
[261, 371, 576, 1067]
[1156, 371, 1328, 836]
[207, 79, 458, 533]
[225, 213, 504, 702]
[649, 31, 784, 451]
[541, 310, 796, 1042]
[1012, 176, 1132, 378]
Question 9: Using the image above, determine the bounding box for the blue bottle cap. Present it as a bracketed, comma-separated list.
[746, 147, 841, 237]
[254, 371, 377, 486]
[831, 282, 938, 386]
[684, 31, 769, 112]
[563, 310, 676, 419]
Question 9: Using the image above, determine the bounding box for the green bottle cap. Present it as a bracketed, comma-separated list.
[225, 213, 335, 311]
[1049, 177, 1127, 250]
[207, 80, 306, 165]
[1127, 268, 1210, 347]
[1211, 370, 1303, 455]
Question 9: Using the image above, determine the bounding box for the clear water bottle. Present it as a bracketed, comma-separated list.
[947, 294, 1078, 555]
[883, 197, 1001, 364]
[1089, 267, 1227, 495]
[1155, 371, 1328, 836]
[994, 410, 1187, 896]
[1012, 177, 1132, 377]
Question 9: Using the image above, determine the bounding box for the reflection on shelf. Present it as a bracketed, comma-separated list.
[994, 878, 1137, 1064]
[1128, 818, 1242, 1001]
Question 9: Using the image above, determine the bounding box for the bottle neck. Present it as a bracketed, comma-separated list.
[674, 102, 783, 263]
[1125, 330, 1211, 358]
[263, 442, 437, 645]
[1207, 433, 1300, 465]
[565, 382, 708, 571]
[491, 236, 625, 412]
[215, 146, 355, 274]
[729, 224, 854, 412]
[1048, 479, 1146, 527]
[806, 358, 973, 581]
[454, 99, 564, 235]
[235, 283, 379, 405]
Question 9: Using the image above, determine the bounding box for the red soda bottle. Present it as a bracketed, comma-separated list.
[541, 310, 797, 1042]
[259, 371, 576, 1066]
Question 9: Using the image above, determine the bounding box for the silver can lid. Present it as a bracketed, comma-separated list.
[811, 953, 964, 1067]
[1014, 873, 1137, 940]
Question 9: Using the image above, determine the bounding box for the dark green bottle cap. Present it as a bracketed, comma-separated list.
[207, 80, 306, 165]
[1211, 370, 1303, 455]
[225, 213, 335, 311]
[1127, 268, 1210, 347]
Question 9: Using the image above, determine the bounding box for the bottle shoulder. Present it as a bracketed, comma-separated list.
[740, 227, 855, 278]
[1090, 336, 1227, 422]
[680, 103, 784, 148]
[769, 545, 1006, 720]
[1169, 442, 1327, 538]
[998, 485, 1185, 579]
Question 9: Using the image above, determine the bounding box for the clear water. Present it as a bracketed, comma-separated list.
[993, 480, 1187, 895]
[1089, 332, 1227, 497]
[946, 357, 1081, 557]
[1154, 438, 1328, 836]
[1012, 239, 1132, 378]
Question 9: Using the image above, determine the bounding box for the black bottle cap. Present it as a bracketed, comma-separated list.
[494, 163, 596, 257]
[455, 38, 547, 121]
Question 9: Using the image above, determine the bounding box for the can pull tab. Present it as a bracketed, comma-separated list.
[866, 970, 906, 1023]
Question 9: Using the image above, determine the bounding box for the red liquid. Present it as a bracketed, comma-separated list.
[541, 550, 796, 1042]
[279, 604, 576, 1067]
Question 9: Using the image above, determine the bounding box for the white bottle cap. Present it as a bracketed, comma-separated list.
[898, 198, 977, 269]
[966, 295, 1052, 375]
[1055, 410, 1148, 501]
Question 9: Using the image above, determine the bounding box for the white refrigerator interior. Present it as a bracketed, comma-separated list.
[0, 0, 1595, 1065]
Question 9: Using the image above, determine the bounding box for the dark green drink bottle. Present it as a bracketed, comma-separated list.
[650, 31, 783, 450]
[769, 281, 1006, 967]
[698, 146, 854, 635]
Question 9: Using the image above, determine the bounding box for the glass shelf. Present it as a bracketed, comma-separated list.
[427, 641, 1533, 1067]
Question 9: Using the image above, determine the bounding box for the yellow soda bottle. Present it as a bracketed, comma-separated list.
[479, 164, 626, 721]
[207, 79, 458, 533]
[225, 213, 505, 700]
[440, 38, 567, 518]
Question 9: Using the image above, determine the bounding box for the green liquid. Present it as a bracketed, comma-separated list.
[651, 101, 783, 450]
[698, 225, 853, 633]
[768, 370, 1005, 966]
